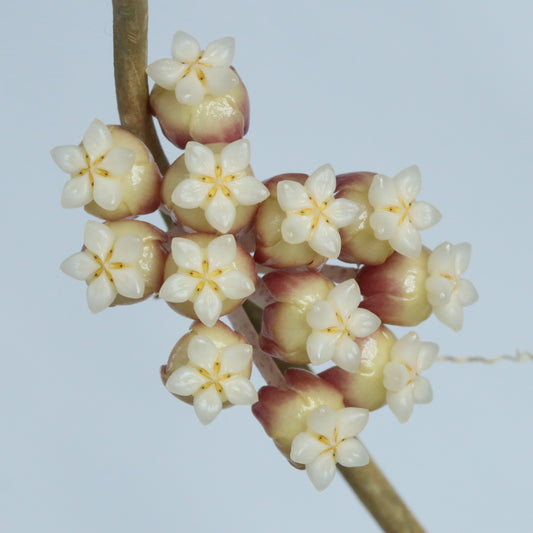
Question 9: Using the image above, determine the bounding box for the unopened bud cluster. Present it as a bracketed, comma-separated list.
[54, 30, 479, 492]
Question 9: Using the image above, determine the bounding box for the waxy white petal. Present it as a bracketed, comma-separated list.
[413, 376, 433, 404]
[217, 271, 255, 300]
[277, 181, 312, 212]
[202, 36, 235, 67]
[61, 175, 93, 208]
[171, 31, 201, 63]
[391, 331, 420, 367]
[409, 201, 441, 230]
[159, 273, 198, 302]
[86, 274, 116, 313]
[305, 164, 336, 205]
[100, 147, 135, 177]
[308, 218, 341, 258]
[394, 165, 421, 203]
[327, 280, 360, 321]
[323, 198, 360, 229]
[222, 376, 257, 405]
[227, 176, 269, 206]
[82, 119, 113, 161]
[369, 210, 401, 240]
[188, 335, 218, 370]
[426, 275, 454, 306]
[306, 452, 337, 492]
[51, 145, 86, 174]
[84, 221, 115, 259]
[206, 234, 236, 269]
[184, 142, 216, 177]
[347, 308, 381, 338]
[387, 386, 415, 423]
[281, 214, 312, 245]
[205, 190, 236, 233]
[166, 366, 207, 396]
[203, 66, 239, 95]
[172, 178, 211, 208]
[368, 175, 401, 207]
[389, 221, 422, 258]
[335, 439, 369, 468]
[176, 72, 205, 105]
[306, 405, 336, 439]
[112, 267, 145, 299]
[146, 58, 187, 90]
[220, 139, 250, 174]
[383, 362, 410, 392]
[193, 386, 223, 425]
[307, 301, 338, 330]
[457, 279, 479, 306]
[417, 342, 439, 371]
[93, 176, 123, 211]
[433, 298, 464, 332]
[171, 238, 203, 272]
[194, 286, 222, 327]
[219, 344, 252, 375]
[453, 242, 472, 275]
[110, 235, 143, 264]
[427, 242, 454, 274]
[60, 252, 99, 280]
[335, 408, 369, 440]
[333, 336, 361, 373]
[290, 433, 327, 464]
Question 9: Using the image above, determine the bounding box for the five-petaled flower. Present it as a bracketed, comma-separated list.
[60, 220, 145, 313]
[290, 405, 370, 491]
[51, 119, 135, 211]
[165, 334, 257, 425]
[159, 234, 255, 327]
[306, 280, 381, 372]
[277, 164, 360, 259]
[172, 140, 269, 233]
[383, 331, 438, 423]
[368, 165, 441, 259]
[425, 241, 478, 331]
[146, 31, 239, 106]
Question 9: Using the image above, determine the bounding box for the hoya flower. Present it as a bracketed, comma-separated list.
[61, 220, 145, 313]
[170, 140, 269, 233]
[290, 405, 370, 491]
[425, 242, 478, 331]
[277, 164, 360, 259]
[51, 119, 135, 211]
[368, 165, 441, 258]
[306, 280, 381, 372]
[383, 331, 438, 423]
[159, 234, 255, 327]
[165, 334, 257, 425]
[146, 31, 238, 106]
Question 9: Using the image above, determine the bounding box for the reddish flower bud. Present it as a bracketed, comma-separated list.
[252, 368, 344, 460]
[319, 325, 396, 411]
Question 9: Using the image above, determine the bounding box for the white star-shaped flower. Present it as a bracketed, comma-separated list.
[277, 164, 360, 259]
[146, 31, 239, 106]
[306, 280, 381, 372]
[159, 234, 255, 327]
[172, 140, 269, 233]
[60, 221, 145, 313]
[383, 331, 438, 423]
[290, 405, 370, 491]
[166, 334, 257, 425]
[51, 119, 135, 211]
[425, 241, 478, 331]
[368, 165, 441, 258]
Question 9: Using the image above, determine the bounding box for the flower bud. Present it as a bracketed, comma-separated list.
[254, 174, 327, 269]
[260, 271, 334, 364]
[252, 368, 344, 461]
[336, 172, 394, 265]
[356, 247, 432, 326]
[319, 325, 396, 411]
[149, 74, 250, 150]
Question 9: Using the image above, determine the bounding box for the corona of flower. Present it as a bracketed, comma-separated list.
[368, 165, 441, 258]
[172, 140, 269, 233]
[51, 119, 135, 211]
[159, 234, 255, 327]
[290, 405, 370, 491]
[277, 164, 360, 259]
[60, 220, 145, 313]
[306, 280, 381, 372]
[425, 242, 479, 331]
[165, 334, 257, 425]
[146, 31, 238, 106]
[383, 331, 438, 423]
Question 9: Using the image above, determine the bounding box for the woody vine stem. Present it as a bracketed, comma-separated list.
[111, 1, 424, 531]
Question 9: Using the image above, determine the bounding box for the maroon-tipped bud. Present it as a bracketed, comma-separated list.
[252, 369, 344, 460]
[319, 325, 396, 411]
[357, 248, 432, 326]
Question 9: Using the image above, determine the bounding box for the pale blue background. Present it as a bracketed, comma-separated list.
[2, 1, 533, 532]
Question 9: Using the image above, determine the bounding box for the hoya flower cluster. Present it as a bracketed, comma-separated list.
[55, 29, 479, 492]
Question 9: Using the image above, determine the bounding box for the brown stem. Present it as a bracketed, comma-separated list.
[111, 2, 425, 531]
